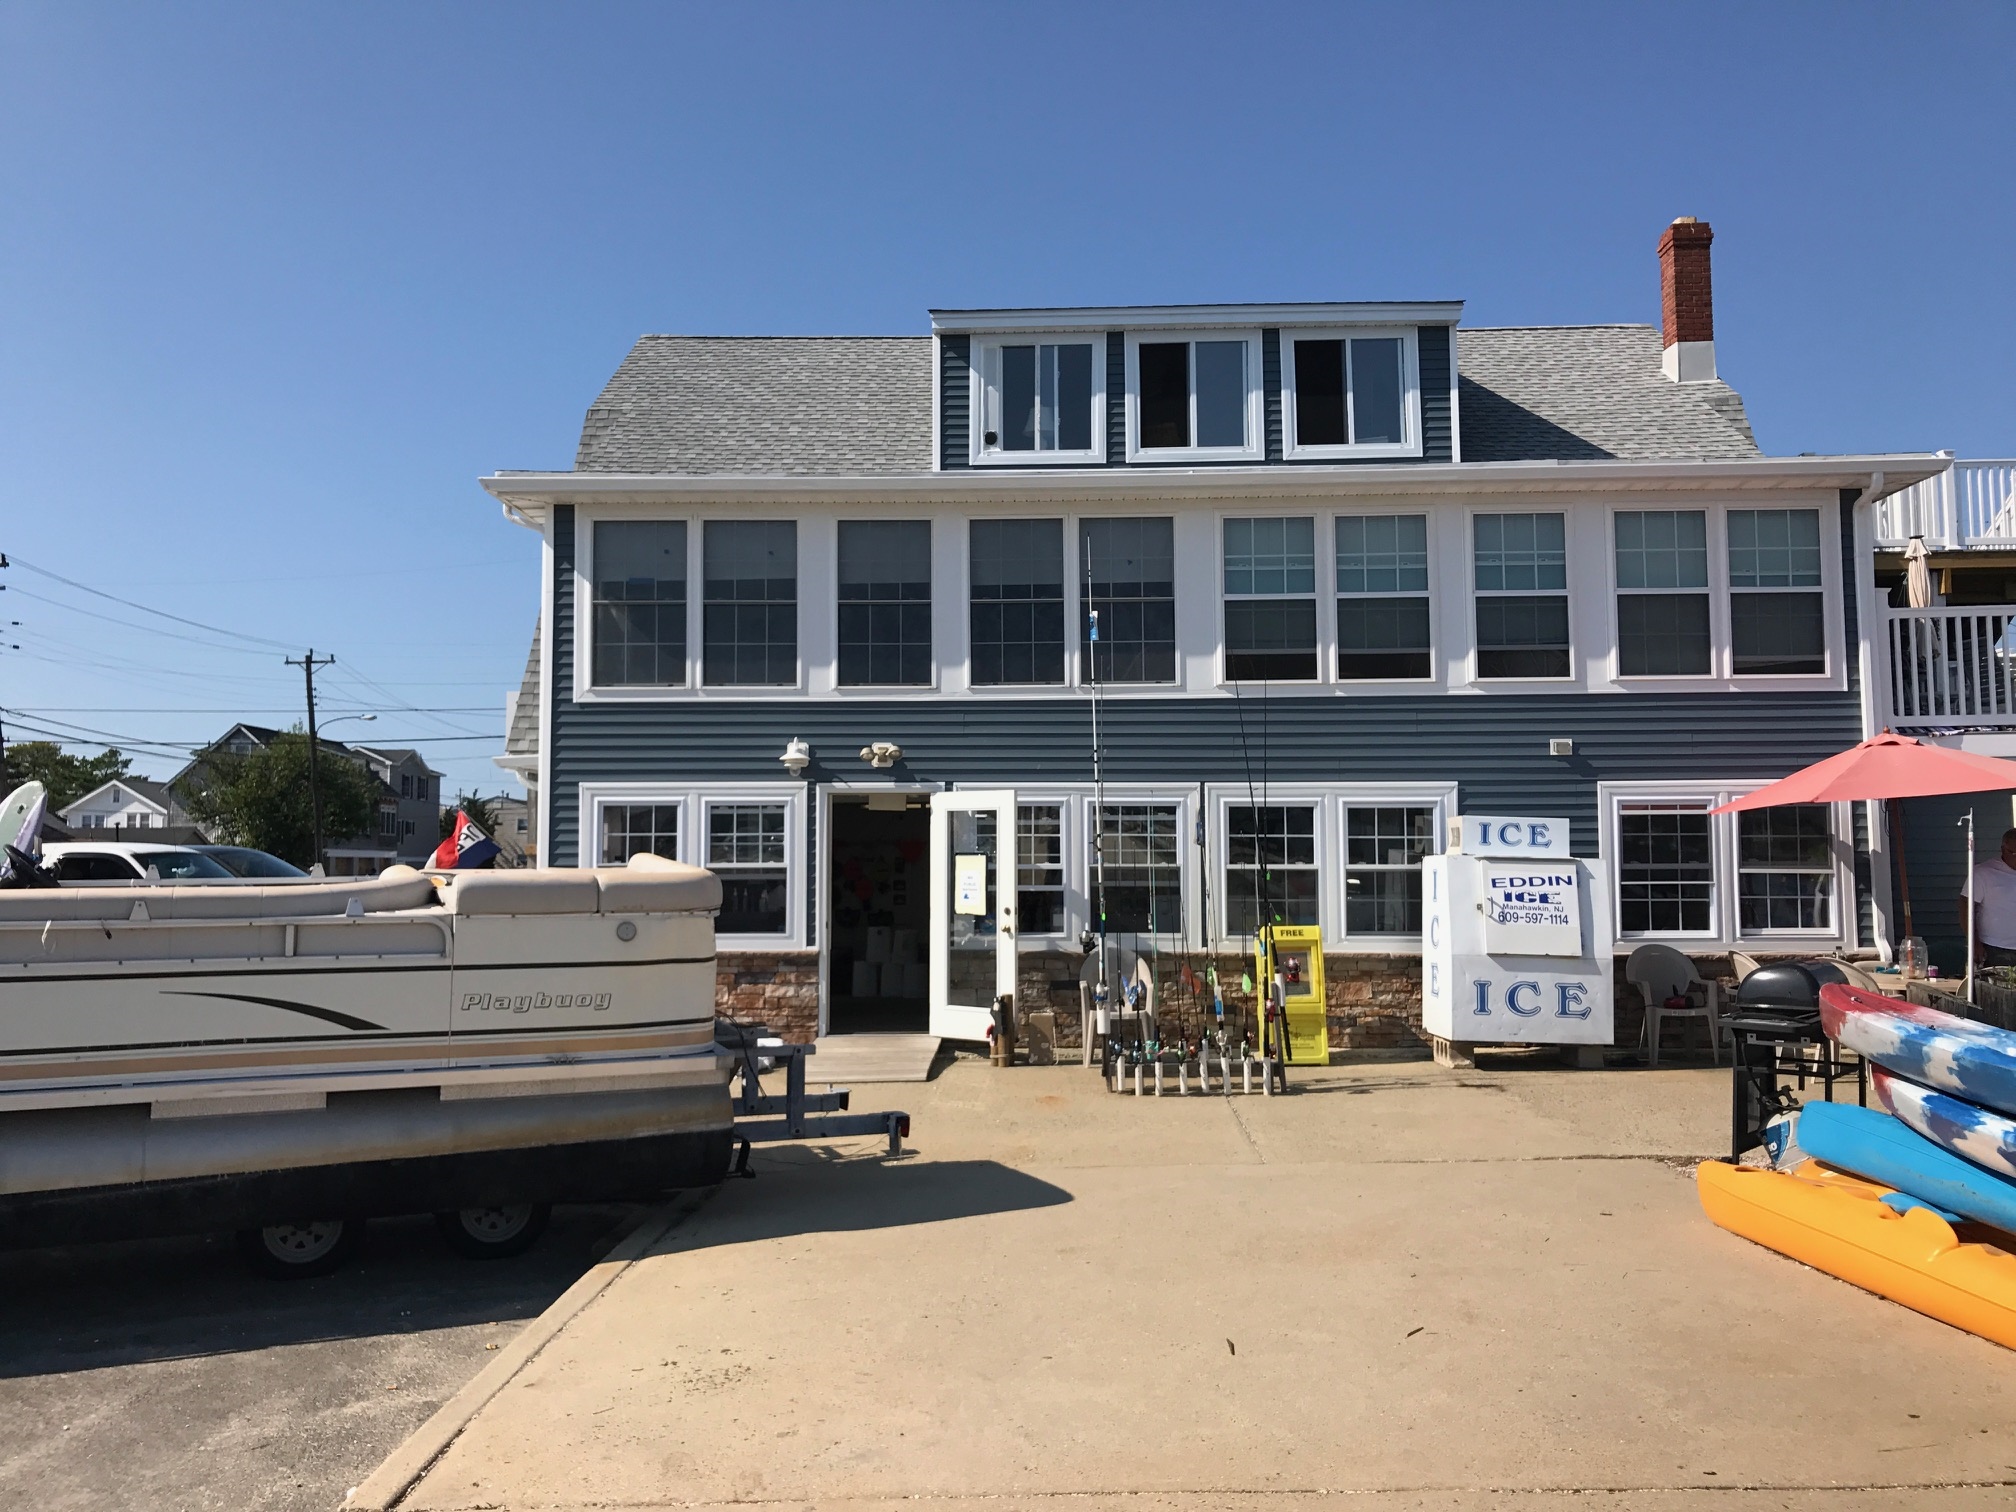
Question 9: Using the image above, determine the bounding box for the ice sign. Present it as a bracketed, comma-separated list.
[1479, 863, 1583, 956]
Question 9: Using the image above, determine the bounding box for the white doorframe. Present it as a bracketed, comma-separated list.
[817, 783, 937, 1037]
[929, 789, 1017, 1043]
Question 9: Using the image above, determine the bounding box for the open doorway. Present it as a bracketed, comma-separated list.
[826, 793, 930, 1034]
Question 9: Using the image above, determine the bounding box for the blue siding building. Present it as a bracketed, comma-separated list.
[485, 219, 1943, 1047]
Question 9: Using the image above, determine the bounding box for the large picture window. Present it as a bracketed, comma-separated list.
[1094, 802, 1183, 934]
[1615, 511, 1709, 677]
[703, 521, 797, 686]
[970, 519, 1065, 686]
[1336, 514, 1430, 679]
[1343, 806, 1434, 935]
[1607, 788, 1844, 944]
[1081, 517, 1176, 684]
[837, 520, 932, 686]
[591, 520, 687, 687]
[1224, 805, 1318, 935]
[1474, 512, 1569, 679]
[1223, 517, 1317, 681]
[707, 803, 789, 935]
[978, 341, 1098, 459]
[1729, 509, 1825, 675]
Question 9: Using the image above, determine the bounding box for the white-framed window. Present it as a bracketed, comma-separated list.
[1016, 802, 1067, 936]
[1602, 782, 1850, 947]
[1342, 804, 1438, 936]
[1281, 328, 1422, 460]
[837, 519, 933, 687]
[1124, 330, 1263, 462]
[1336, 513, 1432, 680]
[702, 520, 798, 687]
[1080, 516, 1177, 684]
[1729, 508, 1827, 676]
[970, 336, 1104, 465]
[591, 519, 688, 688]
[970, 519, 1066, 687]
[579, 782, 803, 946]
[1224, 803, 1319, 935]
[1473, 511, 1571, 679]
[1614, 510, 1710, 678]
[1223, 516, 1318, 682]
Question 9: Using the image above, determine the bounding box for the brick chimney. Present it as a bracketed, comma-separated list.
[1658, 216, 1716, 382]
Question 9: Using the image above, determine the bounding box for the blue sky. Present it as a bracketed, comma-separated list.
[2, 1, 2012, 795]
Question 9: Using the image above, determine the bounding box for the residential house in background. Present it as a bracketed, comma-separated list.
[173, 724, 444, 874]
[485, 217, 1945, 1048]
[488, 794, 532, 866]
[58, 776, 204, 843]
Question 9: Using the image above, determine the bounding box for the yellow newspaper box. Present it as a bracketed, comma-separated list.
[1255, 924, 1329, 1066]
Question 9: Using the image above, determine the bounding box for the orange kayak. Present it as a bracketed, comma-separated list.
[1696, 1158, 2016, 1350]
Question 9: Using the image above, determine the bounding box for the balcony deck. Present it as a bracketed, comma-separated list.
[1876, 459, 2016, 551]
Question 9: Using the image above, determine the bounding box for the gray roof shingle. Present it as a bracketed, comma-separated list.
[1456, 325, 1758, 461]
[506, 624, 540, 756]
[576, 336, 932, 474]
[569, 323, 1762, 475]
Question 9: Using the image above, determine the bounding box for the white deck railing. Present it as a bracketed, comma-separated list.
[1886, 604, 2016, 726]
[1875, 460, 2016, 550]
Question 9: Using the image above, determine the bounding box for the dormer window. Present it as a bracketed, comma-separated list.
[1124, 331, 1262, 462]
[1282, 329, 1422, 459]
[972, 337, 1102, 464]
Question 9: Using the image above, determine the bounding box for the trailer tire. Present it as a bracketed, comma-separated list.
[235, 1218, 364, 1278]
[435, 1203, 550, 1259]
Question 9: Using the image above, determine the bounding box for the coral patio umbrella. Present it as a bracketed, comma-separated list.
[1712, 732, 2016, 969]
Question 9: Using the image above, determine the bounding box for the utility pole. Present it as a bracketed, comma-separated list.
[287, 650, 335, 871]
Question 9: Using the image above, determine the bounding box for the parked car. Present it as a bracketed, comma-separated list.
[190, 844, 309, 879]
[40, 842, 237, 883]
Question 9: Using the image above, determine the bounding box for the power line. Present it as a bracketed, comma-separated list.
[4, 585, 278, 657]
[4, 553, 297, 650]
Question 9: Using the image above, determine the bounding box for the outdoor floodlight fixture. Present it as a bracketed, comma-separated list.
[1549, 738, 1574, 757]
[779, 737, 812, 776]
[859, 741, 903, 769]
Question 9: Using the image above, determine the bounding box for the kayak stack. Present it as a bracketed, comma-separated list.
[1697, 983, 2016, 1350]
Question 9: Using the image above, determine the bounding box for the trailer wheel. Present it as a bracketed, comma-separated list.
[435, 1203, 550, 1259]
[235, 1218, 363, 1278]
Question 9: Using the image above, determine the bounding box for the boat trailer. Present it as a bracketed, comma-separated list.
[724, 1030, 909, 1174]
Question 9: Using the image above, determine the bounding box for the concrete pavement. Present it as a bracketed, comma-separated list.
[380, 1057, 2016, 1510]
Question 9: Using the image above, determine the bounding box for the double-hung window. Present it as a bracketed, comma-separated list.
[591, 520, 687, 687]
[600, 803, 679, 867]
[1094, 802, 1183, 934]
[1615, 511, 1710, 677]
[970, 519, 1065, 686]
[1081, 517, 1176, 684]
[1016, 803, 1065, 935]
[1129, 333, 1260, 460]
[1729, 510, 1826, 675]
[1336, 514, 1431, 679]
[975, 340, 1100, 461]
[708, 803, 789, 935]
[703, 521, 796, 686]
[1223, 517, 1317, 681]
[1616, 803, 1715, 934]
[1474, 513, 1570, 679]
[1224, 805, 1318, 935]
[1285, 334, 1416, 457]
[1343, 806, 1435, 935]
[837, 521, 931, 686]
[1738, 806, 1834, 931]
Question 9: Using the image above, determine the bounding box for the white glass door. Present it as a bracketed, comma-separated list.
[928, 790, 1016, 1043]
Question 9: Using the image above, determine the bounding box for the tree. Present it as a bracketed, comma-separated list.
[1, 741, 134, 810]
[440, 793, 501, 840]
[177, 730, 379, 867]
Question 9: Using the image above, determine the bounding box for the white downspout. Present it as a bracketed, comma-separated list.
[1852, 471, 1893, 961]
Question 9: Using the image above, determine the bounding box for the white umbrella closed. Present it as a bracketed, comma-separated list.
[1905, 535, 1937, 608]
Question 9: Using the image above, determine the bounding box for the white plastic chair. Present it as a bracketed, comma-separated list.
[1625, 943, 1722, 1068]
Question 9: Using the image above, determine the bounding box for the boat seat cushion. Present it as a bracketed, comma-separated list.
[595, 854, 722, 914]
[0, 870, 437, 921]
[444, 870, 603, 915]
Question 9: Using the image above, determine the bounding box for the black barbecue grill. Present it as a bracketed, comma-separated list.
[1726, 961, 1868, 1162]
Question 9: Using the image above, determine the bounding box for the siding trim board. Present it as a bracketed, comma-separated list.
[938, 334, 971, 471]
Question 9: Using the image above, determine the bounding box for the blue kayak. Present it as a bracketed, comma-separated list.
[1820, 983, 2016, 1118]
[1797, 1099, 2016, 1235]
[1874, 1065, 2016, 1183]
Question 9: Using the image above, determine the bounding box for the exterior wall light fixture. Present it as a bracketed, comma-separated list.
[1549, 738, 1575, 757]
[859, 741, 903, 769]
[779, 737, 812, 776]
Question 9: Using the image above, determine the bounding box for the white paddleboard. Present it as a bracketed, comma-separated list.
[0, 780, 48, 855]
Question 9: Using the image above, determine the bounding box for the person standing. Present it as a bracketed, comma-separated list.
[1969, 828, 2016, 967]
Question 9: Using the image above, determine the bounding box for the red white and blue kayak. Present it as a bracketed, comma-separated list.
[1872, 1065, 2016, 1185]
[1819, 983, 2016, 1119]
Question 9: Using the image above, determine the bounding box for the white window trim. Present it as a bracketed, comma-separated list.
[966, 334, 1107, 467]
[1465, 505, 1576, 685]
[1280, 327, 1424, 461]
[1218, 512, 1322, 687]
[1609, 507, 1715, 683]
[1011, 792, 1079, 943]
[833, 516, 940, 693]
[574, 512, 695, 699]
[963, 516, 1072, 691]
[1082, 785, 1200, 944]
[1123, 329, 1264, 464]
[576, 781, 806, 948]
[1599, 780, 1855, 951]
[1333, 507, 1437, 686]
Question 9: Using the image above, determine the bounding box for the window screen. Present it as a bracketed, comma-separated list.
[970, 519, 1064, 685]
[1082, 517, 1176, 683]
[703, 521, 796, 686]
[838, 520, 931, 686]
[592, 521, 687, 686]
